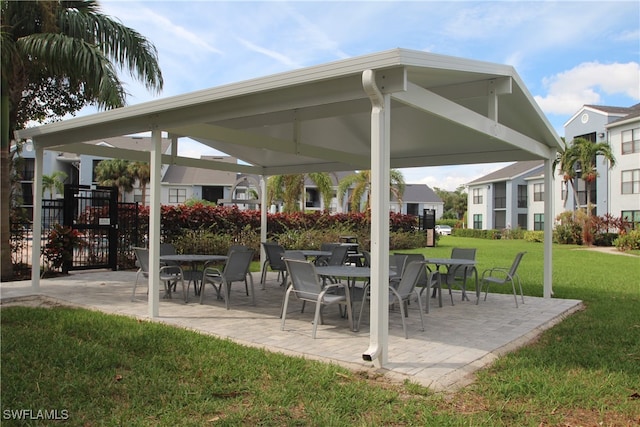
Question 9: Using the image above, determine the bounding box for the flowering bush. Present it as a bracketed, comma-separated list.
[614, 229, 640, 251]
[43, 224, 85, 272]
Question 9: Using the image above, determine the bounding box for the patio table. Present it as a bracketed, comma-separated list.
[285, 250, 332, 259]
[160, 254, 228, 297]
[424, 258, 479, 304]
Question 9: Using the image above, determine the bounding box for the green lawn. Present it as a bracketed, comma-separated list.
[2, 237, 639, 426]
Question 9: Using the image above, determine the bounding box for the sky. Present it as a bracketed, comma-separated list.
[93, 0, 639, 191]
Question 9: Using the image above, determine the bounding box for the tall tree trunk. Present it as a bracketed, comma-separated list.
[1, 93, 15, 281]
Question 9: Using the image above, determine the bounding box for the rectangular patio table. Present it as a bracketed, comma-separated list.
[160, 254, 228, 298]
[284, 250, 332, 259]
[424, 258, 479, 304]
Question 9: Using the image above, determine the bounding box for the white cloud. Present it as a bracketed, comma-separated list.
[400, 163, 512, 192]
[534, 62, 640, 115]
[237, 39, 301, 69]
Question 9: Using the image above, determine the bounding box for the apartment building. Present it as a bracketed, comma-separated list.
[466, 103, 640, 230]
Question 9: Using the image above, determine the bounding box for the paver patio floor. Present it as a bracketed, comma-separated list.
[0, 270, 582, 391]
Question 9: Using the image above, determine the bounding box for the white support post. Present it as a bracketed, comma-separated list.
[362, 69, 391, 367]
[148, 129, 162, 317]
[31, 145, 44, 291]
[260, 175, 267, 287]
[543, 157, 554, 298]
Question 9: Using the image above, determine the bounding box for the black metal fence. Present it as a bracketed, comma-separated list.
[10, 200, 141, 278]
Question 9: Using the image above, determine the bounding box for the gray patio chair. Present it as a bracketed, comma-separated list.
[313, 242, 341, 266]
[439, 247, 477, 302]
[281, 258, 353, 339]
[260, 242, 288, 287]
[480, 252, 526, 307]
[357, 260, 425, 339]
[317, 244, 351, 286]
[389, 253, 408, 288]
[200, 249, 255, 309]
[395, 253, 443, 313]
[133, 247, 187, 302]
[316, 244, 349, 267]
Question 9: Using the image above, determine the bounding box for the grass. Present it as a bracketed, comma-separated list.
[2, 237, 640, 426]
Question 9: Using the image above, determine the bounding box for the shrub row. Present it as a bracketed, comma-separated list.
[128, 204, 424, 268]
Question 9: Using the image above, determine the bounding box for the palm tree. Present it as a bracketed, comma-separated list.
[337, 169, 405, 212]
[128, 161, 150, 205]
[267, 173, 334, 213]
[558, 137, 616, 213]
[95, 159, 135, 202]
[42, 171, 68, 199]
[1, 0, 163, 280]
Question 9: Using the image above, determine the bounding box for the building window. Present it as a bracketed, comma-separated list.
[169, 188, 186, 203]
[621, 210, 640, 229]
[92, 159, 103, 183]
[472, 188, 483, 204]
[22, 158, 35, 181]
[561, 181, 568, 201]
[533, 183, 544, 201]
[493, 182, 506, 209]
[621, 169, 640, 194]
[517, 214, 527, 229]
[473, 214, 482, 229]
[534, 213, 544, 231]
[517, 185, 527, 208]
[621, 128, 640, 154]
[21, 182, 33, 206]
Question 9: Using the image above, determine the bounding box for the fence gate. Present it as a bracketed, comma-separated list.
[63, 184, 118, 273]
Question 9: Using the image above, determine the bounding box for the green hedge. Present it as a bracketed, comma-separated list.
[123, 205, 425, 268]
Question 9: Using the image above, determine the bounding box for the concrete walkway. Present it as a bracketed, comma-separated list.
[0, 270, 582, 392]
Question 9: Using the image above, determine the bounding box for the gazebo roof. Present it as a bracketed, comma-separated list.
[17, 48, 561, 173]
[20, 48, 561, 366]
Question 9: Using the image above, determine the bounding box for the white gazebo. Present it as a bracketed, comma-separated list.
[16, 48, 561, 366]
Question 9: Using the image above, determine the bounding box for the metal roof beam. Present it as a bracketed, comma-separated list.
[392, 81, 553, 159]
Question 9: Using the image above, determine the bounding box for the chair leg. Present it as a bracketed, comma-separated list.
[132, 270, 141, 301]
[260, 261, 267, 288]
[199, 281, 206, 304]
[280, 286, 292, 330]
[248, 274, 255, 306]
[415, 291, 425, 332]
[343, 286, 353, 332]
[312, 301, 323, 339]
[357, 285, 370, 331]
[398, 299, 408, 339]
[224, 281, 230, 310]
[518, 277, 525, 305]
[180, 277, 188, 303]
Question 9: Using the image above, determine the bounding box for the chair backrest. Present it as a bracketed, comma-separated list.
[449, 247, 477, 279]
[390, 254, 408, 277]
[160, 243, 177, 256]
[392, 260, 424, 303]
[327, 245, 349, 266]
[227, 244, 250, 256]
[262, 242, 286, 270]
[509, 252, 526, 277]
[223, 249, 255, 282]
[284, 258, 323, 298]
[320, 242, 340, 252]
[362, 251, 371, 267]
[133, 247, 150, 274]
[395, 253, 427, 286]
[451, 247, 476, 260]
